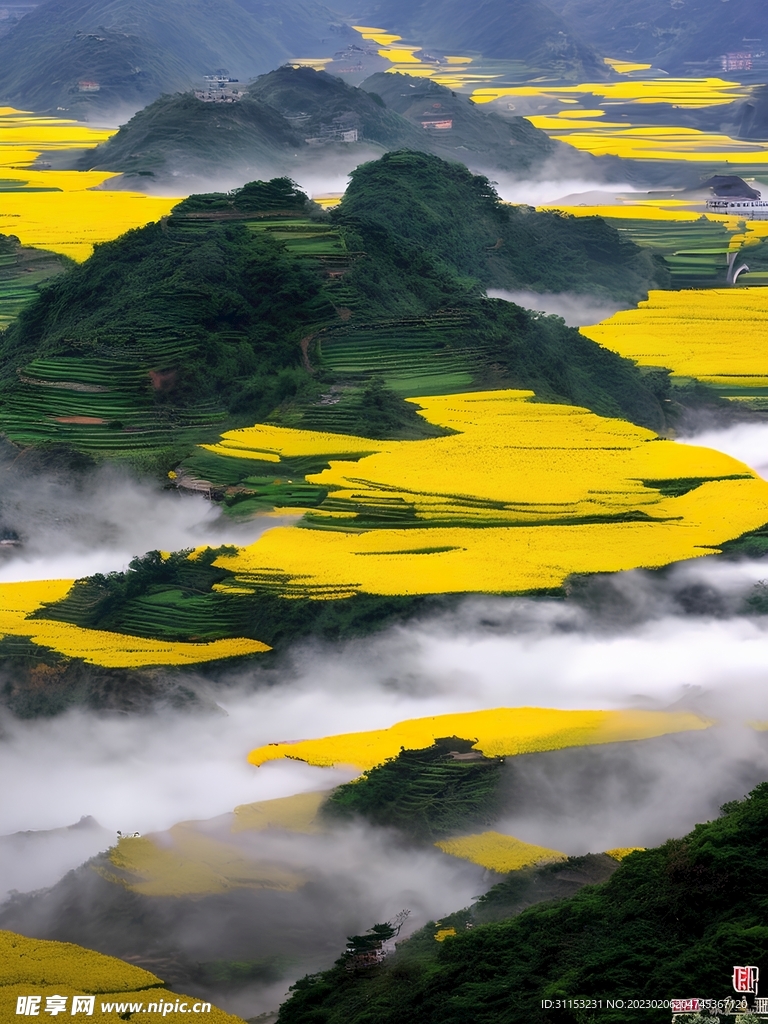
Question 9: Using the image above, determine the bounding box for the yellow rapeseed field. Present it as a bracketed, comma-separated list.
[0, 580, 269, 667]
[231, 790, 329, 834]
[0, 931, 245, 1024]
[528, 122, 768, 164]
[471, 79, 748, 108]
[247, 707, 712, 771]
[103, 827, 303, 897]
[208, 390, 768, 599]
[466, 82, 768, 163]
[0, 931, 159, 992]
[535, 202, 751, 236]
[435, 832, 567, 873]
[581, 289, 768, 387]
[0, 109, 179, 260]
[350, 25, 496, 87]
[604, 58, 653, 74]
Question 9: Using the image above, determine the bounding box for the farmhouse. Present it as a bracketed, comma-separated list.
[194, 72, 244, 103]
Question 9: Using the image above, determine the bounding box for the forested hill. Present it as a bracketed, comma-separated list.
[0, 160, 672, 471]
[358, 72, 555, 173]
[80, 92, 308, 181]
[246, 67, 428, 152]
[82, 68, 555, 183]
[0, 0, 349, 115]
[335, 150, 669, 305]
[278, 782, 768, 1024]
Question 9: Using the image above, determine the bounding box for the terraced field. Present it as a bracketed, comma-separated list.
[315, 313, 479, 401]
[0, 234, 68, 328]
[2, 352, 226, 460]
[603, 216, 732, 288]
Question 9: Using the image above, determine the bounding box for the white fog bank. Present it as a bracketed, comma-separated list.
[487, 288, 629, 326]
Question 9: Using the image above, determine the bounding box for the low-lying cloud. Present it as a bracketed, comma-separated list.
[0, 457, 274, 583]
[487, 288, 629, 326]
[679, 422, 768, 479]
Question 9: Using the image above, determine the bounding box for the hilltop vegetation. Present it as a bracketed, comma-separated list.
[278, 782, 768, 1024]
[0, 0, 349, 115]
[335, 150, 670, 305]
[0, 180, 334, 467]
[323, 737, 506, 841]
[247, 66, 428, 151]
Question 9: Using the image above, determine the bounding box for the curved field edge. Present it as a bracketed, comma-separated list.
[9, 389, 768, 670]
[247, 707, 713, 771]
[0, 930, 245, 1024]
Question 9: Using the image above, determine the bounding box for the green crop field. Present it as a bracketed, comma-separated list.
[2, 353, 226, 460]
[315, 313, 484, 399]
[605, 216, 732, 286]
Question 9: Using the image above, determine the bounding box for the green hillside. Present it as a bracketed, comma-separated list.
[0, 180, 335, 469]
[0, 0, 349, 115]
[0, 234, 70, 330]
[247, 66, 428, 150]
[0, 158, 673, 476]
[323, 737, 506, 841]
[278, 782, 768, 1024]
[81, 92, 305, 180]
[336, 150, 670, 305]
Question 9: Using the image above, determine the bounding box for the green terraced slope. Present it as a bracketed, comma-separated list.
[0, 234, 69, 329]
[605, 215, 733, 287]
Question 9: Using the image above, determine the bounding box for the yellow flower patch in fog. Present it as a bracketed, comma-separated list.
[104, 826, 303, 897]
[352, 25, 402, 46]
[0, 580, 269, 667]
[604, 57, 653, 74]
[231, 790, 329, 834]
[534, 124, 768, 164]
[581, 289, 768, 387]
[605, 847, 645, 861]
[247, 707, 712, 771]
[211, 391, 768, 599]
[434, 928, 457, 941]
[0, 931, 245, 1023]
[435, 832, 566, 873]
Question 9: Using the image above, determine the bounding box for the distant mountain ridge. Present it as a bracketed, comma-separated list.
[546, 0, 768, 75]
[329, 0, 606, 78]
[0, 0, 352, 115]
